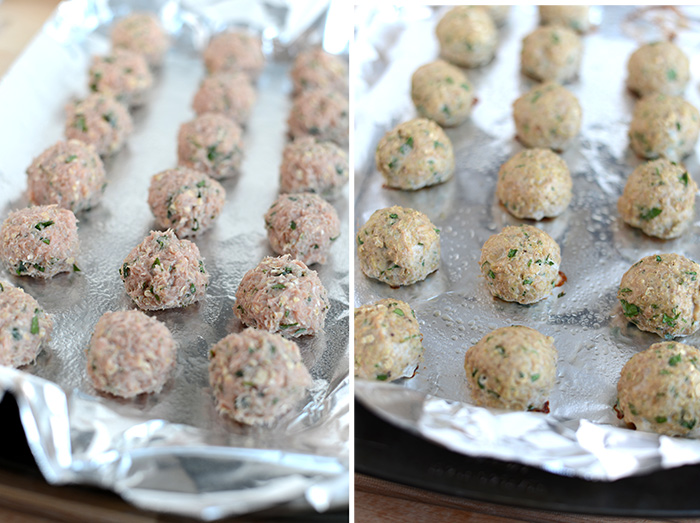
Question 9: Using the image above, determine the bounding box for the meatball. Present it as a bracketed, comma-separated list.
[0, 205, 80, 279]
[26, 140, 106, 213]
[234, 255, 329, 337]
[147, 167, 226, 238]
[617, 159, 696, 239]
[279, 137, 348, 199]
[496, 148, 573, 220]
[520, 26, 582, 84]
[411, 60, 476, 127]
[539, 6, 590, 33]
[87, 310, 176, 398]
[465, 326, 557, 411]
[513, 82, 582, 151]
[88, 49, 153, 106]
[354, 299, 424, 382]
[617, 341, 700, 437]
[65, 93, 133, 156]
[177, 113, 244, 180]
[120, 229, 209, 310]
[375, 118, 455, 190]
[208, 328, 313, 425]
[357, 206, 440, 287]
[480, 224, 561, 304]
[484, 5, 510, 27]
[0, 282, 52, 368]
[627, 42, 690, 98]
[191, 72, 257, 126]
[628, 94, 700, 162]
[435, 6, 498, 68]
[287, 89, 349, 148]
[203, 31, 265, 79]
[290, 47, 348, 96]
[111, 12, 170, 68]
[618, 254, 700, 338]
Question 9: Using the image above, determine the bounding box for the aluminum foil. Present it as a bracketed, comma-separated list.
[0, 0, 349, 518]
[354, 5, 700, 481]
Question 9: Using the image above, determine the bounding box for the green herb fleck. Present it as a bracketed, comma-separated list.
[30, 310, 40, 335]
[669, 353, 682, 366]
[152, 258, 161, 269]
[290, 221, 297, 230]
[640, 207, 662, 221]
[73, 264, 80, 272]
[376, 374, 388, 381]
[75, 114, 87, 132]
[393, 308, 405, 317]
[488, 270, 496, 279]
[620, 299, 640, 317]
[11, 327, 20, 340]
[681, 418, 697, 430]
[508, 249, 517, 258]
[34, 221, 54, 230]
[280, 322, 298, 329]
[530, 373, 540, 382]
[655, 416, 667, 424]
[680, 172, 690, 187]
[271, 283, 286, 290]
[667, 69, 677, 81]
[65, 154, 78, 163]
[40, 238, 50, 245]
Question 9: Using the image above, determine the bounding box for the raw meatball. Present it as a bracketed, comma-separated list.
[0, 205, 80, 278]
[147, 167, 226, 238]
[354, 299, 423, 382]
[191, 72, 257, 126]
[617, 341, 700, 437]
[264, 193, 340, 265]
[177, 113, 243, 180]
[375, 118, 455, 190]
[290, 47, 348, 96]
[234, 255, 329, 337]
[485, 5, 510, 27]
[208, 328, 312, 425]
[435, 6, 498, 68]
[480, 224, 561, 304]
[465, 326, 557, 411]
[65, 93, 133, 156]
[287, 89, 348, 148]
[617, 158, 697, 239]
[26, 140, 106, 213]
[111, 12, 170, 68]
[411, 60, 476, 127]
[88, 49, 153, 106]
[357, 206, 440, 287]
[87, 310, 176, 398]
[627, 41, 690, 97]
[120, 229, 209, 310]
[0, 282, 52, 368]
[279, 137, 348, 199]
[539, 6, 590, 33]
[513, 82, 582, 151]
[496, 148, 573, 220]
[618, 253, 700, 338]
[203, 31, 265, 78]
[521, 26, 582, 84]
[628, 94, 700, 162]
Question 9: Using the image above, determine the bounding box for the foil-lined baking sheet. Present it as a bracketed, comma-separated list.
[0, 0, 349, 518]
[354, 5, 700, 481]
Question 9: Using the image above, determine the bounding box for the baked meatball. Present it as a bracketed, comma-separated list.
[357, 206, 440, 287]
[26, 140, 106, 213]
[234, 255, 329, 337]
[411, 60, 476, 127]
[111, 12, 170, 68]
[628, 94, 700, 162]
[0, 205, 80, 278]
[513, 82, 581, 151]
[480, 224, 561, 304]
[496, 148, 573, 220]
[279, 137, 348, 199]
[0, 282, 52, 368]
[208, 328, 313, 425]
[521, 26, 582, 84]
[539, 6, 590, 33]
[617, 158, 697, 239]
[287, 89, 348, 148]
[65, 93, 133, 156]
[435, 6, 498, 68]
[87, 310, 176, 398]
[203, 31, 265, 79]
[375, 118, 455, 190]
[177, 113, 243, 180]
[290, 47, 348, 96]
[617, 341, 700, 437]
[618, 254, 700, 338]
[465, 326, 557, 411]
[88, 49, 153, 106]
[354, 299, 423, 382]
[627, 41, 690, 97]
[264, 193, 340, 265]
[191, 72, 257, 126]
[147, 167, 226, 238]
[120, 229, 209, 310]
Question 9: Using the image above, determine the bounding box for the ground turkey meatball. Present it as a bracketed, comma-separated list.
[279, 137, 348, 199]
[191, 72, 257, 126]
[496, 148, 573, 220]
[480, 224, 561, 304]
[203, 31, 265, 79]
[287, 89, 348, 148]
[465, 326, 557, 411]
[375, 118, 455, 190]
[354, 299, 423, 382]
[290, 47, 348, 96]
[435, 6, 498, 68]
[26, 140, 106, 213]
[618, 159, 696, 239]
[87, 310, 176, 398]
[521, 26, 582, 84]
[120, 229, 209, 310]
[513, 82, 582, 151]
[627, 42, 690, 98]
[88, 49, 153, 106]
[539, 6, 590, 33]
[0, 205, 79, 278]
[177, 113, 243, 180]
[111, 12, 170, 68]
[357, 206, 440, 287]
[484, 5, 510, 27]
[65, 93, 133, 156]
[264, 193, 340, 265]
[618, 254, 700, 338]
[208, 328, 313, 425]
[0, 282, 52, 368]
[411, 60, 476, 127]
[628, 94, 700, 162]
[147, 167, 225, 238]
[234, 255, 329, 337]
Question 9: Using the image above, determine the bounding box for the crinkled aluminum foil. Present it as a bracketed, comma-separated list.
[354, 5, 700, 481]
